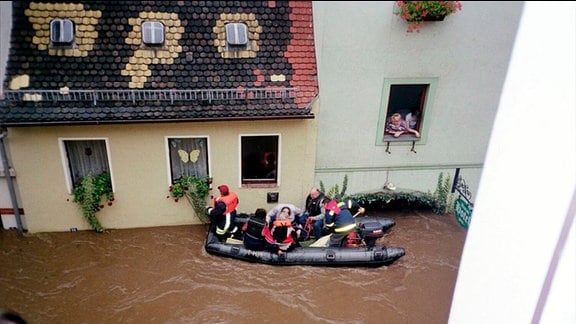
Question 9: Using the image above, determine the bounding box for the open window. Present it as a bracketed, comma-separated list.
[166, 137, 210, 184]
[142, 21, 165, 46]
[241, 135, 279, 185]
[377, 78, 437, 144]
[50, 19, 75, 46]
[60, 139, 114, 194]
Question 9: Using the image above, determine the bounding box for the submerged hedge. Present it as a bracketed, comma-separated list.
[348, 190, 443, 213]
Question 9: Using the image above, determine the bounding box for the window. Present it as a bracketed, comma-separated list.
[60, 139, 113, 193]
[142, 21, 165, 46]
[50, 19, 75, 45]
[167, 137, 209, 183]
[377, 78, 437, 144]
[225, 23, 249, 47]
[241, 135, 279, 185]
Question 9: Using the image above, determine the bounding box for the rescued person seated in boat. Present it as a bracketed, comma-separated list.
[263, 206, 300, 255]
[265, 203, 303, 224]
[266, 203, 308, 241]
[298, 187, 326, 227]
[303, 197, 331, 240]
[242, 208, 267, 251]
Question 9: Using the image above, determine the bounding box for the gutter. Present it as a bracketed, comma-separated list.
[0, 127, 25, 235]
[0, 114, 316, 127]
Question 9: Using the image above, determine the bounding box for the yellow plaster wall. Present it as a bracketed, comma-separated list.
[6, 109, 317, 233]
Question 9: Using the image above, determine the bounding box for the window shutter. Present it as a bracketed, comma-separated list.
[142, 21, 165, 45]
[225, 23, 248, 46]
[50, 19, 74, 44]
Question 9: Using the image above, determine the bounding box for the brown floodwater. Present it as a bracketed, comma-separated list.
[0, 210, 466, 324]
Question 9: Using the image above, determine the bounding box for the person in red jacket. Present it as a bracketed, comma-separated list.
[207, 185, 239, 241]
[262, 206, 299, 255]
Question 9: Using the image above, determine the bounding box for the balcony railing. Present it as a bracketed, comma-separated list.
[4, 88, 297, 106]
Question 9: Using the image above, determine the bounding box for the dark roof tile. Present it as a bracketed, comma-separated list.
[2, 0, 318, 126]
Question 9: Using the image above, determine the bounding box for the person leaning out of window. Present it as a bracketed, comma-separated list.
[385, 113, 420, 138]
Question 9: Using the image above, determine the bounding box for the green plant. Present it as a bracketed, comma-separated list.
[319, 175, 348, 201]
[350, 190, 437, 211]
[72, 172, 114, 232]
[431, 172, 454, 214]
[168, 175, 212, 224]
[395, 1, 462, 33]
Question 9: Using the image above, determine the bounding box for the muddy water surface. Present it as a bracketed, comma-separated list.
[0, 210, 466, 323]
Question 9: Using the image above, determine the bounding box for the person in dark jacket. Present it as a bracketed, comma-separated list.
[324, 200, 357, 247]
[341, 198, 366, 217]
[242, 208, 267, 251]
[298, 187, 326, 238]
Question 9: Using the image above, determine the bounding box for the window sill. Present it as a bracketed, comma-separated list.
[383, 135, 421, 142]
[242, 183, 278, 189]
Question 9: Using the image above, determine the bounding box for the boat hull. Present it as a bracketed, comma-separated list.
[204, 216, 405, 267]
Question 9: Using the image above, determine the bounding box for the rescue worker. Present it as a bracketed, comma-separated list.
[206, 184, 239, 241]
[242, 208, 267, 251]
[341, 198, 366, 217]
[324, 200, 356, 247]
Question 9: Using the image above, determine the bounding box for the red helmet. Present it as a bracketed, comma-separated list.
[218, 185, 229, 195]
[325, 200, 341, 214]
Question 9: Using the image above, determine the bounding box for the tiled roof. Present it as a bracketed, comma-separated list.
[1, 1, 318, 126]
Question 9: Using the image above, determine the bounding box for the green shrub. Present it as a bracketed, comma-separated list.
[349, 190, 437, 212]
[324, 173, 454, 215]
[169, 176, 212, 224]
[72, 172, 114, 232]
[431, 172, 455, 214]
[319, 175, 348, 200]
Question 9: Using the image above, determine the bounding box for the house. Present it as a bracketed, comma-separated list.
[1, 1, 526, 233]
[0, 1, 319, 232]
[311, 2, 524, 214]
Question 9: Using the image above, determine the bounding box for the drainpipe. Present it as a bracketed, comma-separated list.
[0, 127, 25, 235]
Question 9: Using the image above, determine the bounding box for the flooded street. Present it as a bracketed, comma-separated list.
[0, 210, 466, 323]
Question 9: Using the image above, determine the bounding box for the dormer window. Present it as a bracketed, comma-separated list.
[50, 19, 75, 45]
[142, 21, 165, 46]
[225, 23, 248, 46]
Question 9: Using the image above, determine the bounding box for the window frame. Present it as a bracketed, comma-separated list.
[239, 134, 280, 187]
[59, 138, 115, 195]
[50, 18, 75, 46]
[376, 78, 438, 145]
[225, 22, 249, 46]
[142, 21, 165, 46]
[165, 135, 211, 185]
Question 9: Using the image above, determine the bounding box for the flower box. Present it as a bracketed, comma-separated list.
[395, 1, 462, 33]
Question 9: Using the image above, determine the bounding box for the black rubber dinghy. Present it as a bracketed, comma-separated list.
[204, 215, 405, 267]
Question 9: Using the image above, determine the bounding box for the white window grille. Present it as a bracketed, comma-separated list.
[225, 23, 248, 46]
[142, 21, 165, 45]
[50, 19, 75, 44]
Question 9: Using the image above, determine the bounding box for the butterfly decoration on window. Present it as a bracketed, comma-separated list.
[177, 149, 201, 163]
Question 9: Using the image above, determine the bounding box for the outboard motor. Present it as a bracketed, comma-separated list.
[359, 222, 384, 247]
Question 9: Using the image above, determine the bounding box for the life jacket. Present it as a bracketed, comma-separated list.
[263, 220, 295, 251]
[273, 219, 292, 227]
[214, 191, 239, 214]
